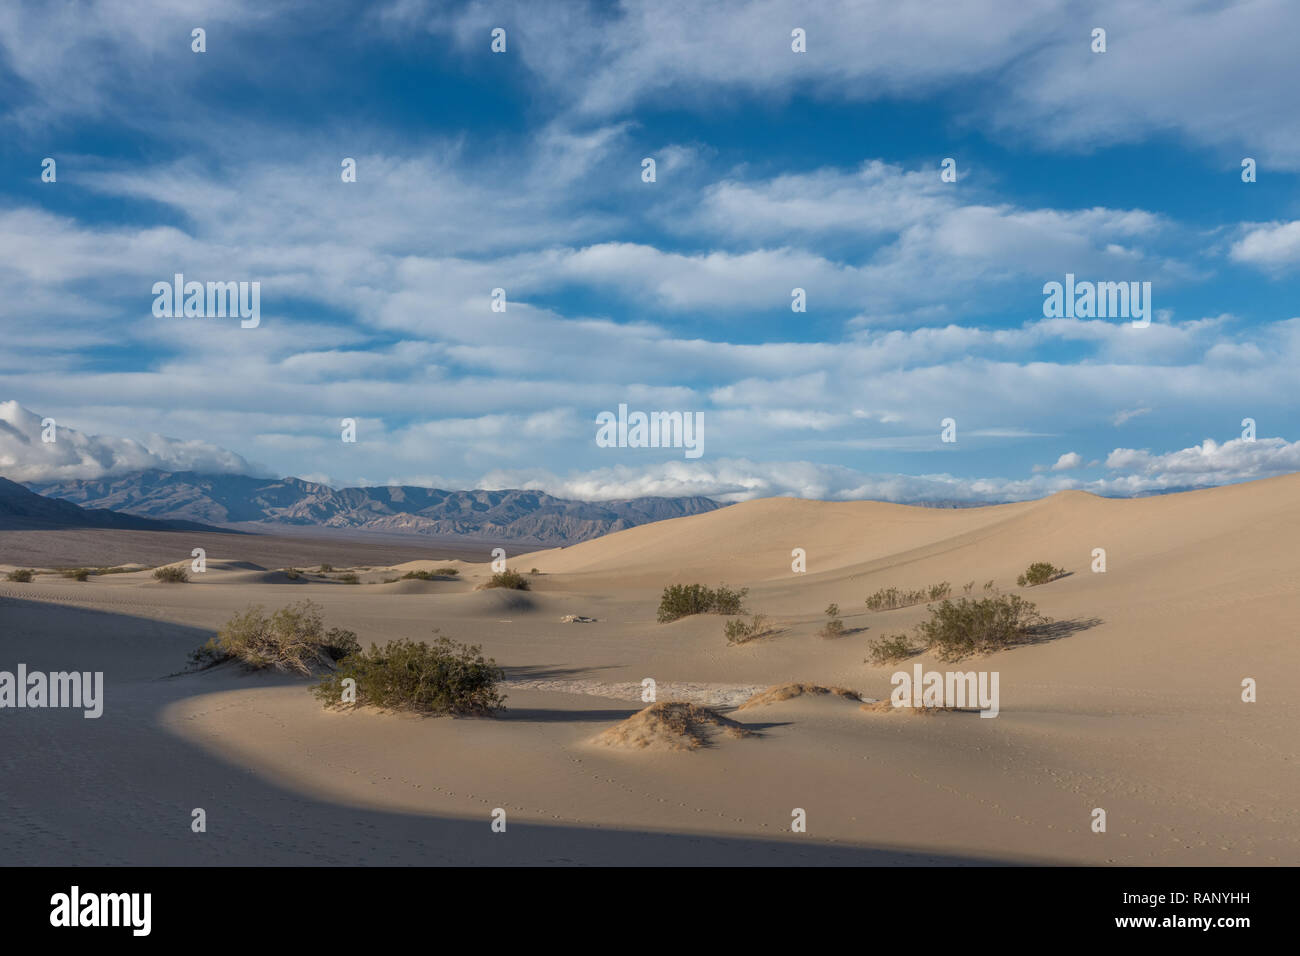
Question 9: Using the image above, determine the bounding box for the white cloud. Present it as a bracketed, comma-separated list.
[1104, 437, 1300, 488]
[1051, 452, 1083, 471]
[1230, 221, 1300, 270]
[1112, 407, 1152, 426]
[0, 400, 259, 482]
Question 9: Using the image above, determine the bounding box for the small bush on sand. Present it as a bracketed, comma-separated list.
[401, 568, 459, 581]
[724, 614, 772, 645]
[484, 569, 530, 590]
[821, 603, 845, 639]
[318, 563, 334, 573]
[1017, 562, 1066, 587]
[530, 567, 540, 575]
[153, 566, 189, 583]
[62, 568, 89, 582]
[313, 635, 505, 716]
[866, 633, 916, 666]
[865, 581, 951, 611]
[916, 594, 1049, 662]
[657, 583, 749, 623]
[337, 572, 360, 585]
[712, 584, 747, 615]
[6, 569, 35, 583]
[285, 568, 302, 580]
[190, 600, 361, 675]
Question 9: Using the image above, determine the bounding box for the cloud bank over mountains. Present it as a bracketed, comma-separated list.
[5, 402, 1297, 505]
[0, 401, 260, 484]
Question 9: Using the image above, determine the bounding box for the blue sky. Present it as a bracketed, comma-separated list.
[2, 0, 1300, 502]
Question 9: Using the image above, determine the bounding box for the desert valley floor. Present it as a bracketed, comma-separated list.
[2, 476, 1297, 866]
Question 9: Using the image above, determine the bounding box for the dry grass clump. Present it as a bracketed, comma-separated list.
[153, 565, 189, 583]
[592, 702, 753, 751]
[865, 581, 951, 611]
[189, 600, 360, 675]
[859, 700, 958, 716]
[738, 683, 862, 711]
[6, 569, 35, 582]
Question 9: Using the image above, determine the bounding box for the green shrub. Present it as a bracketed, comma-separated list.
[658, 583, 713, 621]
[866, 633, 916, 666]
[401, 568, 459, 581]
[313, 635, 506, 715]
[484, 569, 530, 590]
[865, 581, 951, 611]
[915, 594, 1049, 662]
[153, 565, 189, 583]
[6, 569, 34, 583]
[657, 583, 749, 623]
[190, 601, 361, 675]
[1017, 562, 1066, 587]
[724, 614, 772, 645]
[712, 584, 747, 615]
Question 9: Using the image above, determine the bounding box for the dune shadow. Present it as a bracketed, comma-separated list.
[1022, 616, 1103, 646]
[502, 663, 625, 680]
[1, 595, 1048, 866]
[498, 706, 641, 724]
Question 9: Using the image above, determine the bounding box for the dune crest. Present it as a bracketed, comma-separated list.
[737, 683, 862, 710]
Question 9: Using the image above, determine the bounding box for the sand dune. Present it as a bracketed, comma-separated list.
[2, 475, 1297, 865]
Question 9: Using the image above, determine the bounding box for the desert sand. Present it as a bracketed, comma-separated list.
[2, 475, 1297, 866]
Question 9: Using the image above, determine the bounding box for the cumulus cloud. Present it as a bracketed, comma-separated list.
[1103, 437, 1300, 489]
[1051, 452, 1083, 471]
[1230, 221, 1300, 270]
[0, 400, 260, 482]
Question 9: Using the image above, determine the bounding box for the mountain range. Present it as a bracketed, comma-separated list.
[24, 470, 722, 544]
[0, 476, 230, 533]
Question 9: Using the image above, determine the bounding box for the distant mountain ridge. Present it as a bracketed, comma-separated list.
[26, 470, 723, 544]
[0, 476, 231, 533]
